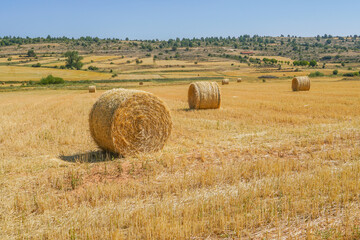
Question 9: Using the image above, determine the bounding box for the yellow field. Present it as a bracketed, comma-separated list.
[1, 79, 359, 239]
[0, 66, 112, 81]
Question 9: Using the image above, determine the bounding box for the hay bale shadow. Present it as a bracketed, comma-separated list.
[177, 108, 194, 112]
[59, 150, 120, 163]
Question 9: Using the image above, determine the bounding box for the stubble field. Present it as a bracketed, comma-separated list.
[0, 78, 359, 239]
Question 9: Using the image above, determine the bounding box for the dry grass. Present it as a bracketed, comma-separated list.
[0, 66, 112, 81]
[0, 79, 360, 239]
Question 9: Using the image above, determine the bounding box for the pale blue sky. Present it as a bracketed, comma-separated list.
[0, 0, 359, 39]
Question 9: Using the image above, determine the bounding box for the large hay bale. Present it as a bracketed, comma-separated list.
[292, 76, 310, 91]
[237, 78, 242, 83]
[222, 79, 229, 85]
[139, 82, 143, 86]
[89, 86, 96, 93]
[1, 82, 5, 85]
[188, 82, 221, 109]
[89, 88, 172, 156]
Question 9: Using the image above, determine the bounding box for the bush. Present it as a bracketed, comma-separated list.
[309, 71, 324, 77]
[309, 60, 317, 67]
[32, 63, 41, 67]
[333, 70, 338, 75]
[39, 75, 65, 85]
[111, 73, 118, 78]
[27, 49, 36, 57]
[88, 66, 99, 71]
[342, 72, 359, 77]
[343, 72, 354, 77]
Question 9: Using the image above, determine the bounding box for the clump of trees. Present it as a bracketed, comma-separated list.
[293, 60, 317, 67]
[39, 75, 65, 85]
[262, 58, 278, 64]
[343, 72, 360, 77]
[27, 49, 36, 57]
[64, 51, 83, 70]
[309, 71, 324, 77]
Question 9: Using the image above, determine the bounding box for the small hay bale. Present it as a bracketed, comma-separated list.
[139, 82, 143, 86]
[188, 82, 221, 109]
[89, 88, 172, 156]
[237, 78, 242, 83]
[89, 86, 96, 93]
[222, 79, 229, 85]
[1, 82, 5, 85]
[292, 76, 310, 91]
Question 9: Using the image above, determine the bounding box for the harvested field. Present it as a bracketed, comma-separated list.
[1, 79, 360, 239]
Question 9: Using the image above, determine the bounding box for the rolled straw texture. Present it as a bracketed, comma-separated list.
[188, 82, 221, 109]
[89, 86, 96, 93]
[292, 76, 310, 91]
[222, 79, 229, 85]
[89, 88, 172, 156]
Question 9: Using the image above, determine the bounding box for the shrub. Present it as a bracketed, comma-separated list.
[88, 66, 99, 71]
[39, 75, 65, 85]
[333, 70, 338, 75]
[32, 63, 41, 67]
[343, 72, 354, 77]
[309, 71, 324, 77]
[309, 60, 317, 67]
[27, 49, 36, 57]
[111, 73, 118, 78]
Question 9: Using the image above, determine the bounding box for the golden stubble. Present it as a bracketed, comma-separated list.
[0, 79, 360, 239]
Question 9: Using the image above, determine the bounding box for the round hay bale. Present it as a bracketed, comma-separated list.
[139, 82, 143, 86]
[237, 78, 242, 83]
[292, 76, 310, 91]
[89, 88, 172, 156]
[188, 82, 221, 109]
[1, 82, 5, 85]
[222, 79, 229, 85]
[89, 86, 96, 93]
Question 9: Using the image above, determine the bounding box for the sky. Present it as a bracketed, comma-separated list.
[0, 0, 359, 40]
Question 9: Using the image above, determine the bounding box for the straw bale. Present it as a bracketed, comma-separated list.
[89, 86, 96, 93]
[292, 76, 310, 91]
[222, 79, 229, 85]
[89, 88, 172, 156]
[188, 82, 221, 109]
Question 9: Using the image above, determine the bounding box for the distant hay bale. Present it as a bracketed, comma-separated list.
[222, 79, 229, 85]
[237, 78, 242, 83]
[139, 82, 143, 85]
[188, 82, 221, 109]
[1, 82, 4, 85]
[292, 76, 310, 91]
[89, 88, 172, 156]
[89, 86, 96, 93]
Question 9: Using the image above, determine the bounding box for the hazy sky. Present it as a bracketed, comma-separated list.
[0, 0, 359, 39]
